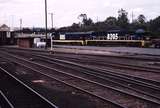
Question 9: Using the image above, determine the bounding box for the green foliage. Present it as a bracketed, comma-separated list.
[78, 14, 93, 27]
[20, 9, 160, 37]
[149, 16, 160, 36]
[117, 8, 129, 29]
[137, 14, 146, 24]
[105, 17, 117, 26]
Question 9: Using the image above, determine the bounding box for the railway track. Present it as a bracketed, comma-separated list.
[3, 47, 160, 73]
[0, 50, 158, 107]
[44, 54, 160, 85]
[33, 54, 160, 95]
[2, 46, 160, 62]
[0, 90, 14, 108]
[24, 53, 160, 99]
[44, 53, 160, 73]
[0, 65, 58, 108]
[0, 51, 126, 108]
[4, 48, 160, 86]
[45, 54, 160, 85]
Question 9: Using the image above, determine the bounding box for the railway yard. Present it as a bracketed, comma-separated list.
[0, 46, 160, 108]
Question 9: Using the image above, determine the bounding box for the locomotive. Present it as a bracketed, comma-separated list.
[52, 30, 146, 47]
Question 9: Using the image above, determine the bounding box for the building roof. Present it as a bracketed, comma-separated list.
[15, 33, 50, 39]
[65, 31, 94, 35]
[0, 24, 10, 31]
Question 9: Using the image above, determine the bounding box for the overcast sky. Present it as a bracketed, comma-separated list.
[0, 0, 160, 28]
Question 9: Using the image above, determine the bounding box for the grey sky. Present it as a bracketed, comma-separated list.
[0, 0, 160, 28]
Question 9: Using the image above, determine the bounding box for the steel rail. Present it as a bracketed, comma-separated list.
[0, 90, 14, 108]
[0, 53, 126, 108]
[3, 47, 160, 73]
[34, 54, 160, 89]
[2, 46, 160, 61]
[31, 54, 160, 101]
[0, 67, 58, 108]
[2, 48, 160, 88]
[1, 51, 160, 107]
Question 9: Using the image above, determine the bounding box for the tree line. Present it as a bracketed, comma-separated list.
[58, 8, 160, 37]
[21, 8, 160, 37]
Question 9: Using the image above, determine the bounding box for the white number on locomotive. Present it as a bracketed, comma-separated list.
[107, 33, 118, 40]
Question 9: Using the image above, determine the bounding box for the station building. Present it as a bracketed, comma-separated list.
[15, 33, 49, 48]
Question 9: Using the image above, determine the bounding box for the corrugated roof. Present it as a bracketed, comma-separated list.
[15, 33, 49, 39]
[65, 31, 94, 35]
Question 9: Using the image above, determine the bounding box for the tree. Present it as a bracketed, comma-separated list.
[83, 18, 93, 26]
[117, 8, 129, 29]
[70, 23, 80, 31]
[137, 14, 146, 24]
[149, 16, 160, 36]
[71, 23, 80, 28]
[78, 14, 87, 25]
[105, 17, 117, 25]
[78, 14, 93, 27]
[130, 14, 147, 30]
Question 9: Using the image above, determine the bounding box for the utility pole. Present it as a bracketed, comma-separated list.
[11, 15, 14, 31]
[49, 13, 54, 51]
[49, 13, 54, 29]
[45, 0, 48, 49]
[131, 11, 134, 23]
[20, 18, 22, 35]
[96, 16, 99, 22]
